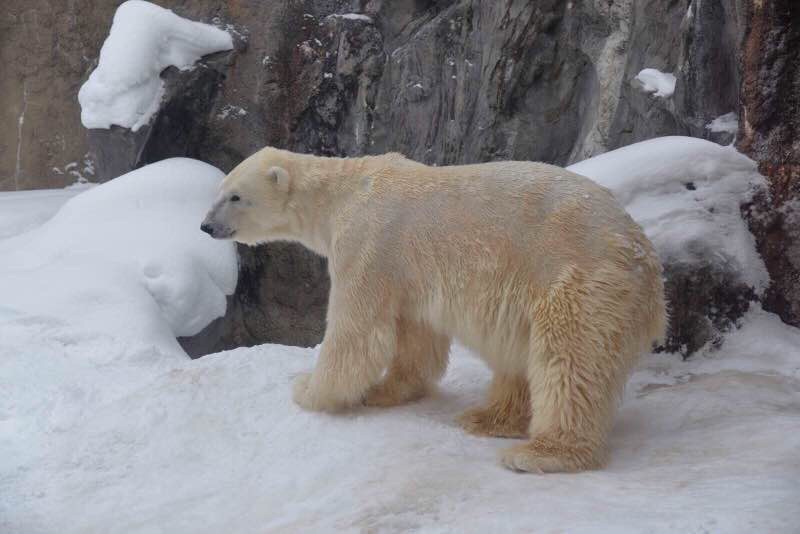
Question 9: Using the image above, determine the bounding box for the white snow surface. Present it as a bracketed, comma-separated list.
[568, 136, 769, 293]
[2, 139, 799, 532]
[78, 0, 233, 132]
[3, 309, 799, 533]
[635, 68, 677, 98]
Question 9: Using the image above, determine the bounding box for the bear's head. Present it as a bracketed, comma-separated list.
[201, 148, 294, 246]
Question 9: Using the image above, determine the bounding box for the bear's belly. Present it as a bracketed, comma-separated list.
[413, 289, 533, 375]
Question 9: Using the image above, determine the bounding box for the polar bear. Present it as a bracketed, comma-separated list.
[201, 147, 666, 473]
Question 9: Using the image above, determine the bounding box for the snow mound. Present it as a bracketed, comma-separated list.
[0, 158, 237, 354]
[634, 68, 677, 98]
[568, 136, 769, 293]
[78, 0, 233, 131]
[3, 308, 799, 532]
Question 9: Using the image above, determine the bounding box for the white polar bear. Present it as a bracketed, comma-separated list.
[201, 147, 666, 473]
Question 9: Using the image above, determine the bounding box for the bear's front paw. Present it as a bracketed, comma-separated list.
[292, 372, 353, 412]
[292, 372, 318, 411]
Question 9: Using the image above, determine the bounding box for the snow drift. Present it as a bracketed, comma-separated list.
[78, 0, 233, 131]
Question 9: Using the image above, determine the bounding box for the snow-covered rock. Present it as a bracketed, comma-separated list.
[569, 137, 768, 353]
[0, 158, 237, 354]
[569, 137, 767, 291]
[78, 0, 233, 131]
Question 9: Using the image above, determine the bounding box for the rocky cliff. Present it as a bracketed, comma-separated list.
[737, 0, 800, 328]
[3, 0, 798, 355]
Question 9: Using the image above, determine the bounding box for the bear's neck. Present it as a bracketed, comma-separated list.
[286, 154, 392, 257]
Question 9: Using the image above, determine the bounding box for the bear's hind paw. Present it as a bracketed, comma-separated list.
[500, 439, 603, 474]
[457, 407, 529, 439]
[362, 380, 428, 408]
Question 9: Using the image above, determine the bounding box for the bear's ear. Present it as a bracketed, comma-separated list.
[267, 166, 290, 193]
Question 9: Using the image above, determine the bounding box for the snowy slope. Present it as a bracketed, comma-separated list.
[2, 140, 799, 532]
[78, 1, 233, 131]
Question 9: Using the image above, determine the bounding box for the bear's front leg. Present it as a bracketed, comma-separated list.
[293, 312, 397, 412]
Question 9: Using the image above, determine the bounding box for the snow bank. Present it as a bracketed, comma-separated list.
[0, 158, 237, 354]
[78, 0, 233, 131]
[635, 68, 677, 98]
[3, 308, 799, 533]
[568, 136, 769, 292]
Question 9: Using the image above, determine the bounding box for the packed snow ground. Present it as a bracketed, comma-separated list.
[78, 1, 233, 131]
[2, 139, 799, 532]
[4, 310, 799, 533]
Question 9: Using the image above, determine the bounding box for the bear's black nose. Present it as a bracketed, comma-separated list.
[200, 222, 214, 236]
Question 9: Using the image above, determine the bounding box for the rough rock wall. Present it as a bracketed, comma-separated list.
[737, 0, 800, 327]
[1, 1, 118, 190]
[2, 0, 797, 354]
[99, 0, 750, 355]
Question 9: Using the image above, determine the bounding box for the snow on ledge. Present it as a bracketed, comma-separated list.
[634, 68, 677, 98]
[326, 13, 373, 22]
[706, 112, 739, 134]
[78, 0, 233, 132]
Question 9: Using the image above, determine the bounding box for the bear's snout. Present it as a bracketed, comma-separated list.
[200, 218, 235, 239]
[200, 222, 214, 236]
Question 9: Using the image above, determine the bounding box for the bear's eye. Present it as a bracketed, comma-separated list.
[230, 194, 241, 202]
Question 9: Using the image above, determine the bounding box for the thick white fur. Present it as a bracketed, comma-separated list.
[204, 147, 667, 473]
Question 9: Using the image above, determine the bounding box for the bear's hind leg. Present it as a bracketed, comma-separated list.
[500, 346, 615, 473]
[363, 317, 450, 407]
[500, 267, 631, 473]
[458, 373, 530, 438]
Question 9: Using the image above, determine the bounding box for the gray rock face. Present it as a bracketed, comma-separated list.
[2, 0, 796, 355]
[179, 244, 329, 356]
[76, 0, 745, 179]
